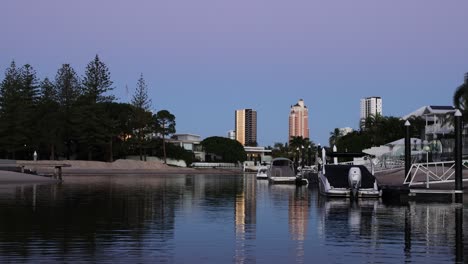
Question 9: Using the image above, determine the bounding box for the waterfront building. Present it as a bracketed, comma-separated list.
[360, 96, 382, 128]
[289, 99, 310, 141]
[402, 105, 456, 141]
[168, 133, 205, 161]
[235, 109, 257, 146]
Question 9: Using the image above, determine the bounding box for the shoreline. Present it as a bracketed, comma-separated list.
[0, 159, 246, 184]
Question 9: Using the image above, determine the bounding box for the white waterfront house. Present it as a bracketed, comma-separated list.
[168, 134, 205, 161]
[402, 105, 456, 141]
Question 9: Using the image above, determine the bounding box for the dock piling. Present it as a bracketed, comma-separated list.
[454, 109, 463, 203]
[404, 120, 411, 180]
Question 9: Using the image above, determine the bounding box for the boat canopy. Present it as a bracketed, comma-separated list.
[323, 165, 376, 188]
[272, 158, 293, 167]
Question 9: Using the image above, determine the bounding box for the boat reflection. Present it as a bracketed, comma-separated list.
[0, 174, 465, 263]
[316, 195, 466, 263]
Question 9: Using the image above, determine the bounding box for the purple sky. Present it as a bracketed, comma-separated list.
[1, 0, 468, 146]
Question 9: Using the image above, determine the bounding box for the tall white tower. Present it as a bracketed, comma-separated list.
[360, 97, 382, 128]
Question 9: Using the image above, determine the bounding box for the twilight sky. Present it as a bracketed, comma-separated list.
[1, 0, 467, 146]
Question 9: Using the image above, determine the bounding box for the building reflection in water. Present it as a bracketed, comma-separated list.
[266, 183, 310, 263]
[288, 186, 310, 264]
[234, 174, 257, 264]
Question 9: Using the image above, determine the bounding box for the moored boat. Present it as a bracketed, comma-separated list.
[318, 152, 381, 199]
[268, 158, 308, 185]
[256, 166, 269, 179]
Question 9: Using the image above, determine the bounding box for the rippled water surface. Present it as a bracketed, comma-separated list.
[0, 174, 466, 263]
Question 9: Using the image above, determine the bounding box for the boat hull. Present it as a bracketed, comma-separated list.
[269, 177, 308, 185]
[318, 172, 381, 198]
[269, 177, 297, 184]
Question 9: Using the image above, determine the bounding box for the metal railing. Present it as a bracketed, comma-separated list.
[403, 160, 468, 187]
[338, 157, 405, 173]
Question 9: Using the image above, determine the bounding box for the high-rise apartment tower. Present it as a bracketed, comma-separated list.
[360, 96, 382, 127]
[289, 99, 310, 141]
[235, 109, 257, 146]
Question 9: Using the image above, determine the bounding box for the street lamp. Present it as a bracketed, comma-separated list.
[423, 140, 430, 188]
[301, 145, 305, 167]
[295, 147, 300, 172]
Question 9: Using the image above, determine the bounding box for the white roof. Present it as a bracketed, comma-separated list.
[402, 106, 455, 120]
[385, 138, 421, 146]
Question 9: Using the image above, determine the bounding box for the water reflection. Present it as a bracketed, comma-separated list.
[0, 175, 465, 263]
[316, 194, 465, 263]
[234, 174, 256, 264]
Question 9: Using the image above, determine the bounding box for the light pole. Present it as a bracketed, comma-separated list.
[423, 140, 430, 188]
[301, 145, 305, 167]
[295, 147, 300, 171]
[333, 145, 338, 165]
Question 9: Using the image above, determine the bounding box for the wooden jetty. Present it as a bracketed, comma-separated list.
[16, 162, 71, 181]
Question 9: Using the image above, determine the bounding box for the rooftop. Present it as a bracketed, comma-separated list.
[402, 105, 455, 120]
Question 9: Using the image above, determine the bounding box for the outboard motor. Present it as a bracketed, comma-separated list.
[348, 167, 362, 199]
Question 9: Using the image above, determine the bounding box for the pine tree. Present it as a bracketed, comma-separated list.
[0, 61, 22, 158]
[19, 64, 40, 155]
[55, 64, 81, 108]
[55, 64, 81, 159]
[131, 73, 152, 111]
[131, 73, 152, 161]
[82, 54, 114, 103]
[78, 55, 115, 160]
[37, 78, 61, 159]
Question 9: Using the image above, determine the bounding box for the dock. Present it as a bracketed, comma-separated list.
[376, 167, 468, 203]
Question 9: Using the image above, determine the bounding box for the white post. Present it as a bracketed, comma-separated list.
[426, 151, 429, 189]
[33, 151, 37, 161]
[333, 145, 338, 165]
[322, 148, 327, 174]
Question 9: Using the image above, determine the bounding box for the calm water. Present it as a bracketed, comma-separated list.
[0, 174, 466, 263]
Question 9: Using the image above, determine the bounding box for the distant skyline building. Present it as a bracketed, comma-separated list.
[360, 96, 382, 128]
[235, 109, 257, 146]
[289, 99, 310, 141]
[227, 130, 236, 140]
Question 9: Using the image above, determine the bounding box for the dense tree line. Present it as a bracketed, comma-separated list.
[329, 115, 425, 153]
[0, 56, 188, 163]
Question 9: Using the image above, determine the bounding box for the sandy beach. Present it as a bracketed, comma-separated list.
[0, 159, 243, 184]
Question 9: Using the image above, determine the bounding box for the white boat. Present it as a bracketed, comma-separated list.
[268, 158, 308, 185]
[256, 166, 269, 179]
[318, 152, 381, 199]
[297, 165, 318, 184]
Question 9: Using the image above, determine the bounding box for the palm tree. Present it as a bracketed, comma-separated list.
[329, 128, 342, 147]
[453, 73, 468, 121]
